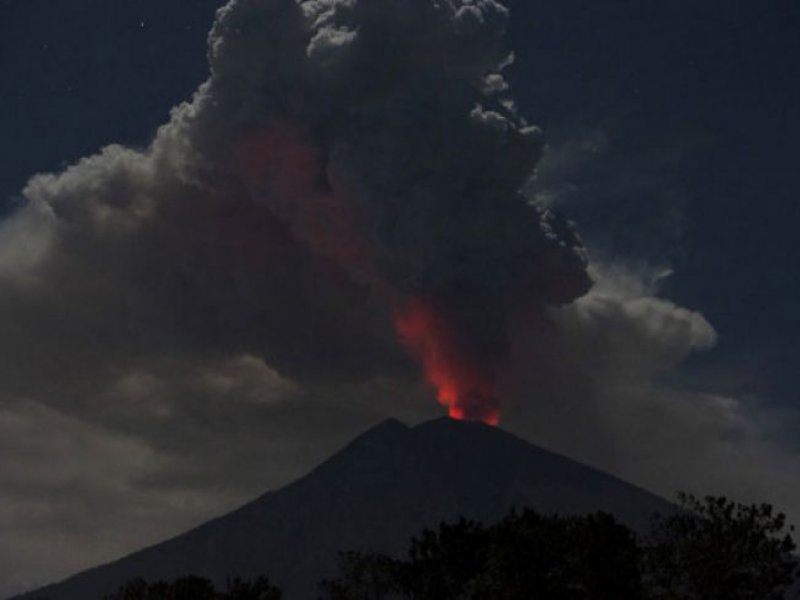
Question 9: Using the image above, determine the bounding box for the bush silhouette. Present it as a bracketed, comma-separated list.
[320, 510, 644, 599]
[104, 575, 281, 600]
[644, 493, 798, 599]
[102, 494, 799, 600]
[321, 495, 798, 599]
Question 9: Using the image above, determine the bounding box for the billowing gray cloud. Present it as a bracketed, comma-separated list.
[2, 0, 589, 423]
[504, 263, 800, 528]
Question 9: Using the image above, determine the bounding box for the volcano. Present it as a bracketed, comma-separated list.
[11, 418, 672, 599]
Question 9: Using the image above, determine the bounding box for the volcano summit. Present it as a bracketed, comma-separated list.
[13, 418, 671, 600]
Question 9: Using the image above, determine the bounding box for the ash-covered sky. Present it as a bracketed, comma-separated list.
[1, 0, 799, 597]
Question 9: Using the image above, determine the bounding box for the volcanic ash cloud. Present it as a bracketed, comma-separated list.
[1, 0, 590, 422]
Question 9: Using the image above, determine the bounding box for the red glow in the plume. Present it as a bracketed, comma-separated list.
[238, 122, 365, 270]
[394, 297, 500, 425]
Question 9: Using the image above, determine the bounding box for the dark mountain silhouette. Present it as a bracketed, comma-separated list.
[11, 418, 672, 600]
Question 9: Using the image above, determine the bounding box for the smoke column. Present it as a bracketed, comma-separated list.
[11, 0, 591, 424]
[210, 0, 591, 422]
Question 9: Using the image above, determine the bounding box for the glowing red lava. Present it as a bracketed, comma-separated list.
[239, 123, 503, 425]
[394, 297, 500, 425]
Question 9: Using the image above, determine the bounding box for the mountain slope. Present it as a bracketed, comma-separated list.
[12, 418, 672, 599]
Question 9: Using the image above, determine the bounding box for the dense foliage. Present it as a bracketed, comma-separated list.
[103, 575, 281, 600]
[320, 512, 645, 599]
[98, 494, 797, 600]
[320, 494, 798, 599]
[644, 493, 797, 599]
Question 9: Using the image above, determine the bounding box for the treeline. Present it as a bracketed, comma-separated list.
[100, 494, 797, 599]
[103, 576, 280, 599]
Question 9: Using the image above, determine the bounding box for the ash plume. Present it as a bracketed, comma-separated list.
[1, 0, 590, 422]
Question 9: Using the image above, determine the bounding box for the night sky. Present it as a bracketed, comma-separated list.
[1, 0, 799, 596]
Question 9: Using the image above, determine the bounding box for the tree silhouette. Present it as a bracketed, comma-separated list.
[319, 551, 402, 600]
[471, 510, 644, 599]
[399, 518, 491, 599]
[644, 493, 798, 600]
[320, 496, 798, 600]
[104, 576, 215, 600]
[320, 510, 643, 599]
[104, 575, 281, 600]
[102, 494, 799, 600]
[225, 576, 283, 600]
